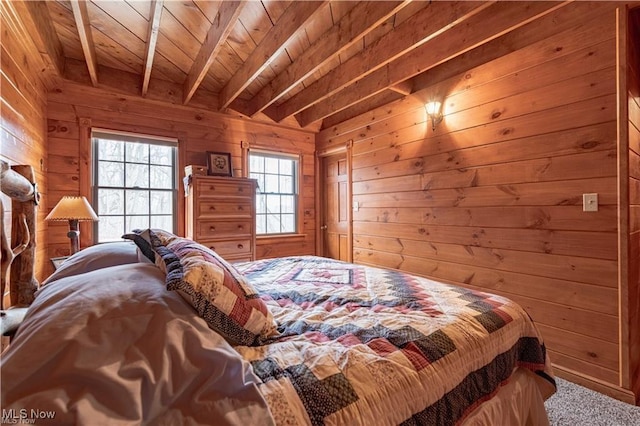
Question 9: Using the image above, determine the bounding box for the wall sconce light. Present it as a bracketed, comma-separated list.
[425, 101, 443, 131]
[45, 196, 99, 255]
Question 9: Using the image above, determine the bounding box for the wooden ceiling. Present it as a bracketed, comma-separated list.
[14, 1, 571, 131]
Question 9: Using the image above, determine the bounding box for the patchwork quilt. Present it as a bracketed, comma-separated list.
[234, 256, 555, 426]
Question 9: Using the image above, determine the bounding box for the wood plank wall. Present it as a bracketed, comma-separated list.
[46, 81, 316, 271]
[627, 7, 640, 404]
[0, 2, 49, 291]
[318, 3, 632, 397]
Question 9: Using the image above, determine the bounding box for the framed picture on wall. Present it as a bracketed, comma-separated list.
[206, 151, 232, 177]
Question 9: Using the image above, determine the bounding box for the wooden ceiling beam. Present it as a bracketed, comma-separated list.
[235, 0, 411, 118]
[321, 90, 406, 132]
[267, 1, 492, 123]
[70, 0, 99, 87]
[296, 1, 569, 127]
[183, 1, 244, 105]
[141, 0, 164, 97]
[19, 1, 65, 78]
[319, 1, 612, 140]
[219, 1, 329, 111]
[389, 81, 414, 96]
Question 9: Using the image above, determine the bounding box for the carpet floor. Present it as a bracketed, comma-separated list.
[545, 378, 640, 425]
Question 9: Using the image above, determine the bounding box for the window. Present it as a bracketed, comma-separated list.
[249, 151, 298, 235]
[92, 131, 177, 242]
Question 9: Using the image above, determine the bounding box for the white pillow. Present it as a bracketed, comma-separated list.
[42, 241, 140, 286]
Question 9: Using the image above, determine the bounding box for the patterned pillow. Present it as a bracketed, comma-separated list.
[122, 229, 156, 263]
[122, 229, 278, 346]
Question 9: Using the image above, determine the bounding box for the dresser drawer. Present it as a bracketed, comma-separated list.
[196, 200, 252, 218]
[224, 254, 254, 263]
[195, 179, 253, 197]
[201, 239, 252, 256]
[196, 220, 252, 240]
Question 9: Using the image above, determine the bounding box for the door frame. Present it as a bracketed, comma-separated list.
[315, 141, 353, 262]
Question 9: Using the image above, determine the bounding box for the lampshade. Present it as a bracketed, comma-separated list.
[424, 101, 441, 116]
[424, 101, 443, 131]
[45, 196, 99, 222]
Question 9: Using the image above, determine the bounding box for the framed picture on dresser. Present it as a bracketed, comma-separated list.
[206, 152, 232, 177]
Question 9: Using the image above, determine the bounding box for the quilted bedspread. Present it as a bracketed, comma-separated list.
[234, 256, 555, 426]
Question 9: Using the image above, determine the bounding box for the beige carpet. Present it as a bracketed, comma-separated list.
[545, 378, 640, 425]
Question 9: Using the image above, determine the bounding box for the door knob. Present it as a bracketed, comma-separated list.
[320, 225, 328, 230]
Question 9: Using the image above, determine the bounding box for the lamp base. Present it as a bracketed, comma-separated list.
[67, 219, 80, 255]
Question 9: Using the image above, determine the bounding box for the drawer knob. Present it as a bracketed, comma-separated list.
[209, 226, 216, 231]
[209, 246, 216, 251]
[237, 225, 243, 229]
[209, 186, 215, 190]
[237, 244, 244, 249]
[238, 206, 244, 211]
[209, 206, 215, 211]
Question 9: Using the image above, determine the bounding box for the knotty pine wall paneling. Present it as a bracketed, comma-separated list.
[47, 81, 316, 263]
[626, 7, 640, 405]
[317, 3, 638, 403]
[1, 2, 50, 288]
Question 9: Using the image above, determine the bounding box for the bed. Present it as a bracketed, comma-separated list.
[0, 227, 555, 425]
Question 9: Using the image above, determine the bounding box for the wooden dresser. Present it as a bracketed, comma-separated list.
[185, 175, 257, 262]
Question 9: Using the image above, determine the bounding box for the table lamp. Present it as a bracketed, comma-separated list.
[45, 196, 99, 255]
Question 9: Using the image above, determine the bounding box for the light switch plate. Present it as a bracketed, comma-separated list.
[583, 193, 598, 212]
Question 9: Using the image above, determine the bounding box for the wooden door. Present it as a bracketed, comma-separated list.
[321, 152, 350, 261]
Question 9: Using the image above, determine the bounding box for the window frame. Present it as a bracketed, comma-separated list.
[248, 149, 301, 236]
[91, 129, 178, 243]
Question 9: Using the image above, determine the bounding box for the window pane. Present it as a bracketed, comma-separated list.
[256, 194, 267, 214]
[266, 194, 280, 214]
[279, 159, 292, 174]
[280, 175, 292, 193]
[150, 191, 173, 214]
[127, 215, 149, 232]
[126, 190, 150, 214]
[150, 145, 172, 165]
[126, 142, 149, 163]
[151, 215, 173, 231]
[256, 214, 266, 234]
[151, 165, 172, 189]
[98, 139, 124, 161]
[98, 189, 124, 215]
[99, 216, 124, 242]
[281, 214, 295, 233]
[281, 195, 294, 213]
[265, 157, 279, 173]
[265, 174, 279, 193]
[266, 213, 281, 233]
[98, 161, 124, 187]
[250, 156, 264, 173]
[126, 163, 149, 188]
